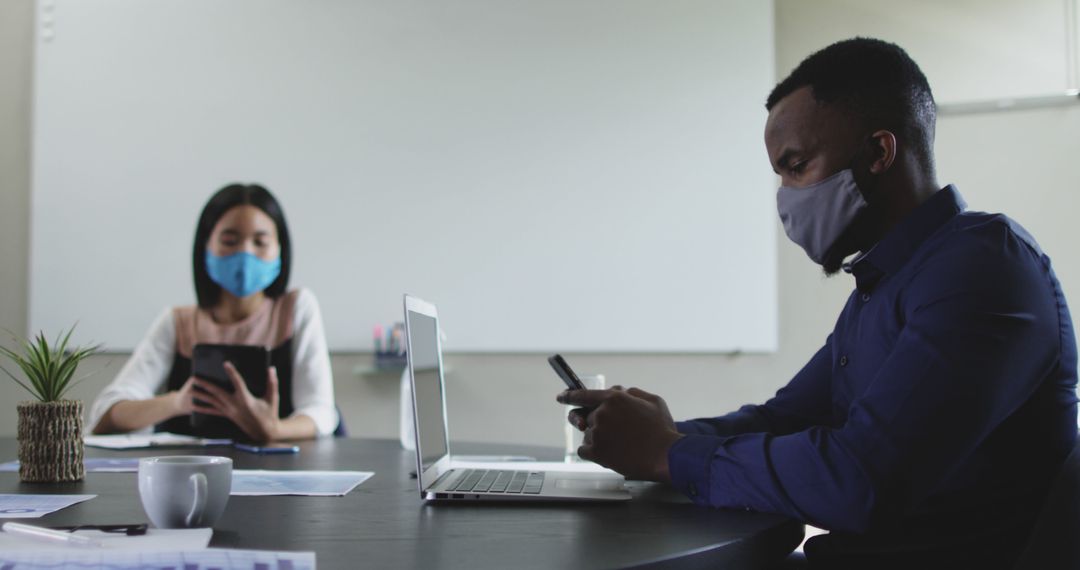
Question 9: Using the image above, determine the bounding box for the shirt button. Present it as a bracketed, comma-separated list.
[839, 355, 849, 367]
[861, 293, 871, 302]
[687, 483, 698, 497]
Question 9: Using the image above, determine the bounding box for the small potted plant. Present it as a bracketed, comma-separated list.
[0, 326, 101, 483]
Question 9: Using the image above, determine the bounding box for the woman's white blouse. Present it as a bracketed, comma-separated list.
[88, 288, 338, 436]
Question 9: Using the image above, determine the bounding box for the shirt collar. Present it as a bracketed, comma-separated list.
[844, 185, 966, 291]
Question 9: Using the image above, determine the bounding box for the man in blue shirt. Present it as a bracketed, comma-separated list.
[558, 38, 1078, 568]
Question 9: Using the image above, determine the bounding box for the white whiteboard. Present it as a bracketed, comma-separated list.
[30, 0, 777, 352]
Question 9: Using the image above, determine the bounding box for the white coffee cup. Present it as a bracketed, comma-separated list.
[138, 456, 232, 528]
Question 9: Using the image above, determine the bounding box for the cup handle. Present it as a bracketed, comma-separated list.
[186, 472, 208, 527]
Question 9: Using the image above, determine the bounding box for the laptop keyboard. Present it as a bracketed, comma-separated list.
[447, 469, 545, 494]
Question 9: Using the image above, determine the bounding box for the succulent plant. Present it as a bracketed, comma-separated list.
[0, 326, 101, 402]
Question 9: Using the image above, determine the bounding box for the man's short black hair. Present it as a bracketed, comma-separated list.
[766, 37, 937, 172]
[193, 183, 292, 307]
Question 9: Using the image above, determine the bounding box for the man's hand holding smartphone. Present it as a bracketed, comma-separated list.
[550, 353, 683, 482]
[548, 353, 593, 429]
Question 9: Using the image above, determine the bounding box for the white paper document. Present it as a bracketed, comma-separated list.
[0, 458, 140, 473]
[231, 470, 373, 496]
[0, 527, 212, 551]
[0, 494, 95, 518]
[0, 549, 315, 570]
[84, 433, 232, 450]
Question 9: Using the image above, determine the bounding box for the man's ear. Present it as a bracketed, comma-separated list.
[867, 130, 897, 174]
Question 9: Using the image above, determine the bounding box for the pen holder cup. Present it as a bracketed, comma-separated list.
[375, 351, 408, 370]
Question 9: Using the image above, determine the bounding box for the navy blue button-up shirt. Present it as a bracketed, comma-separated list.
[669, 186, 1078, 567]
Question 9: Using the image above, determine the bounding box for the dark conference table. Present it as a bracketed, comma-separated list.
[0, 438, 803, 569]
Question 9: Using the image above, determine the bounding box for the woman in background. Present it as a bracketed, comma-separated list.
[90, 184, 338, 441]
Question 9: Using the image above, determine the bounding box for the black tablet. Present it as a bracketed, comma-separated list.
[190, 343, 270, 429]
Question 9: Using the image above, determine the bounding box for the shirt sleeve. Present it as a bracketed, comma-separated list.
[288, 289, 339, 436]
[677, 337, 836, 437]
[87, 308, 176, 434]
[668, 225, 1063, 533]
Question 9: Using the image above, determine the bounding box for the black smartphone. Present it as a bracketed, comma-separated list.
[548, 354, 586, 391]
[191, 344, 270, 429]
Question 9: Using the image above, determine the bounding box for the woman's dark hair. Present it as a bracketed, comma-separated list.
[193, 183, 292, 308]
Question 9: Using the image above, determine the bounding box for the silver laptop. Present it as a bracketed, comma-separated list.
[403, 294, 631, 502]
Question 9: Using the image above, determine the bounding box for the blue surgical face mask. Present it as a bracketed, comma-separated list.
[204, 251, 282, 299]
[776, 168, 868, 265]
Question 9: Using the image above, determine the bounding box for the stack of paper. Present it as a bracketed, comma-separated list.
[0, 549, 315, 570]
[0, 528, 212, 551]
[0, 526, 314, 570]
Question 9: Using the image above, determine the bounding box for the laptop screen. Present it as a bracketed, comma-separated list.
[405, 308, 450, 473]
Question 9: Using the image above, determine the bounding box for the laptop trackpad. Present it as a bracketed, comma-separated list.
[554, 478, 625, 492]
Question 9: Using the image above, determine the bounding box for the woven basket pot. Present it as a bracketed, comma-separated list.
[17, 400, 85, 482]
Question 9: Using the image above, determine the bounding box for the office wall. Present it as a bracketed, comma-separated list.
[2, 0, 1075, 449]
[0, 0, 838, 446]
[0, 1, 33, 392]
[29, 0, 779, 355]
[774, 0, 1080, 318]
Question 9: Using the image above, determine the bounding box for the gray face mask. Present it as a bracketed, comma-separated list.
[776, 168, 868, 265]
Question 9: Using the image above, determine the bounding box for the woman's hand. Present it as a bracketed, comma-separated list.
[191, 362, 282, 443]
[95, 380, 202, 435]
[169, 376, 201, 416]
